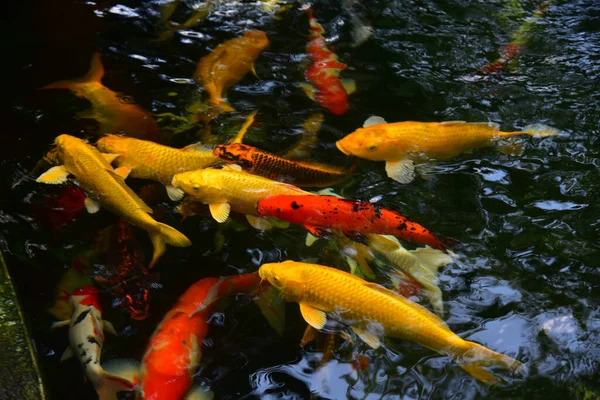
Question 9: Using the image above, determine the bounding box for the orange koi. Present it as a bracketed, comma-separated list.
[138, 273, 261, 400]
[257, 194, 447, 250]
[213, 143, 355, 187]
[41, 53, 160, 140]
[299, 8, 355, 115]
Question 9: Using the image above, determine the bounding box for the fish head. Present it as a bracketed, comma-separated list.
[53, 134, 81, 159]
[213, 143, 253, 168]
[335, 127, 392, 160]
[71, 285, 102, 310]
[243, 30, 269, 49]
[96, 135, 128, 155]
[172, 170, 206, 196]
[259, 261, 305, 302]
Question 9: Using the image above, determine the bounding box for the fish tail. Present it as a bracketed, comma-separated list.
[148, 223, 191, 268]
[40, 52, 104, 90]
[95, 359, 139, 400]
[229, 110, 257, 144]
[522, 123, 563, 137]
[458, 341, 525, 384]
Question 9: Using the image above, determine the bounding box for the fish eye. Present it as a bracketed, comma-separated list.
[192, 185, 200, 191]
[368, 145, 377, 151]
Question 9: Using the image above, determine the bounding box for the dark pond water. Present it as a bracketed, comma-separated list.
[3, 0, 600, 399]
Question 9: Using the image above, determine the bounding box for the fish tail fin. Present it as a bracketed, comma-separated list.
[40, 52, 104, 90]
[148, 223, 191, 268]
[522, 123, 564, 137]
[409, 246, 453, 316]
[96, 359, 139, 400]
[410, 246, 453, 274]
[458, 342, 525, 384]
[351, 23, 373, 47]
[229, 110, 257, 144]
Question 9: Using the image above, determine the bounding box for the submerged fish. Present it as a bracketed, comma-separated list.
[96, 111, 256, 201]
[299, 8, 356, 115]
[257, 194, 447, 250]
[52, 286, 139, 400]
[41, 53, 159, 140]
[171, 166, 311, 230]
[336, 116, 560, 183]
[259, 261, 524, 383]
[213, 143, 355, 187]
[36, 134, 191, 268]
[139, 273, 260, 400]
[193, 30, 269, 114]
[279, 112, 324, 160]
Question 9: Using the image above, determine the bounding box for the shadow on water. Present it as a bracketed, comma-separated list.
[1, 0, 600, 399]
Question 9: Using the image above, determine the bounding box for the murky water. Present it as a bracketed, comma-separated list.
[3, 0, 600, 399]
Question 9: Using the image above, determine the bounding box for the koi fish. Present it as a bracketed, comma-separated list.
[336, 116, 561, 183]
[52, 286, 139, 400]
[138, 273, 261, 400]
[299, 8, 356, 115]
[41, 53, 159, 140]
[259, 261, 524, 384]
[193, 30, 269, 114]
[279, 112, 324, 160]
[257, 194, 447, 250]
[96, 111, 256, 201]
[36, 134, 191, 268]
[171, 166, 311, 230]
[213, 143, 356, 187]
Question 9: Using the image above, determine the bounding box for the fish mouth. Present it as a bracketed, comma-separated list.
[335, 141, 351, 156]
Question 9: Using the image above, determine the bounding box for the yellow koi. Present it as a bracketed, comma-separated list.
[36, 134, 191, 268]
[259, 261, 524, 384]
[336, 116, 560, 183]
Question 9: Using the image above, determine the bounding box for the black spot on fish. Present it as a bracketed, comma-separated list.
[291, 202, 301, 210]
[87, 336, 100, 345]
[352, 203, 359, 213]
[373, 204, 382, 219]
[397, 223, 407, 231]
[276, 208, 281, 213]
[73, 310, 90, 326]
[80, 350, 87, 358]
[77, 343, 84, 349]
[410, 227, 416, 231]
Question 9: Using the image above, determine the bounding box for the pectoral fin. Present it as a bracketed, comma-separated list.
[351, 327, 381, 349]
[51, 319, 70, 329]
[36, 165, 70, 184]
[341, 79, 356, 95]
[102, 153, 120, 163]
[299, 303, 327, 330]
[113, 166, 132, 179]
[246, 215, 273, 230]
[363, 116, 387, 127]
[103, 320, 118, 336]
[300, 325, 319, 347]
[250, 63, 259, 79]
[60, 347, 75, 362]
[385, 159, 415, 184]
[298, 82, 316, 101]
[209, 203, 231, 223]
[166, 185, 185, 201]
[305, 233, 319, 247]
[84, 197, 101, 214]
[304, 225, 329, 239]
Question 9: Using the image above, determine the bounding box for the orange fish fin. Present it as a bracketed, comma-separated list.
[113, 166, 132, 179]
[40, 52, 105, 91]
[36, 165, 70, 184]
[304, 225, 330, 239]
[102, 153, 120, 164]
[300, 325, 319, 347]
[299, 303, 327, 330]
[459, 342, 525, 384]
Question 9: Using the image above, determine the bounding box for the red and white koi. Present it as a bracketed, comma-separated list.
[53, 286, 138, 400]
[299, 7, 356, 115]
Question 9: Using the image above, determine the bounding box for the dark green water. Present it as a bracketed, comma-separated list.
[2, 0, 600, 399]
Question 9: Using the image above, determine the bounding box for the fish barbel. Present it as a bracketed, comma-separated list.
[171, 166, 311, 229]
[259, 261, 524, 384]
[257, 194, 447, 250]
[336, 116, 560, 183]
[193, 30, 269, 114]
[213, 143, 355, 187]
[36, 134, 191, 268]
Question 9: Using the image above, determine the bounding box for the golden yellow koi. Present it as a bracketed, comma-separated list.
[193, 30, 269, 114]
[96, 111, 256, 201]
[279, 112, 324, 160]
[336, 116, 560, 183]
[171, 166, 311, 230]
[259, 261, 524, 384]
[36, 134, 191, 268]
[41, 53, 159, 140]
